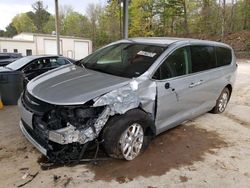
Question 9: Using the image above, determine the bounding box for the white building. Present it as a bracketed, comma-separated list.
[0, 33, 92, 60]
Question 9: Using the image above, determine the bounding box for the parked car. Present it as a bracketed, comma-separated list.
[0, 55, 75, 84]
[18, 38, 237, 162]
[0, 53, 22, 66]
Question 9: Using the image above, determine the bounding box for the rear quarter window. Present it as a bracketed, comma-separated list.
[190, 45, 216, 73]
[216, 47, 232, 67]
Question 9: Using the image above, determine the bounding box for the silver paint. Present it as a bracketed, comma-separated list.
[27, 64, 130, 105]
[119, 123, 144, 160]
[19, 37, 237, 154]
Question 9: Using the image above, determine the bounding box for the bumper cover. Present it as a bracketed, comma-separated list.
[20, 120, 47, 156]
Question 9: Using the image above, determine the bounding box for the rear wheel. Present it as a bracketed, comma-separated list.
[212, 87, 230, 114]
[102, 109, 154, 160]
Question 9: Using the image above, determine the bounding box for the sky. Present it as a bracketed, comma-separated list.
[0, 0, 106, 30]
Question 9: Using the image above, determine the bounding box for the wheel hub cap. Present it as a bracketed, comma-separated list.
[218, 92, 228, 112]
[119, 123, 144, 160]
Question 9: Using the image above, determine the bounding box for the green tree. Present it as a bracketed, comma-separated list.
[129, 0, 154, 37]
[59, 5, 74, 31]
[12, 13, 36, 33]
[43, 15, 55, 34]
[62, 12, 91, 37]
[101, 0, 121, 41]
[27, 0, 51, 33]
[86, 3, 103, 48]
[3, 23, 18, 37]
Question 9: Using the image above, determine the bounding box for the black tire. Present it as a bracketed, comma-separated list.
[211, 87, 230, 114]
[101, 109, 155, 160]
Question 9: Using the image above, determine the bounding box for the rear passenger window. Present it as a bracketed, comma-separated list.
[190, 46, 216, 73]
[216, 47, 232, 67]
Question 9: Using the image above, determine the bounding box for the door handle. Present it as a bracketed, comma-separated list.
[189, 80, 203, 88]
[189, 83, 196, 88]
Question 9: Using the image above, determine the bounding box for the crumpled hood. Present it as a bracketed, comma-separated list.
[27, 64, 130, 105]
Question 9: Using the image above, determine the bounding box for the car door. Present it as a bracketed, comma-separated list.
[23, 59, 41, 80]
[153, 46, 206, 134]
[189, 45, 221, 109]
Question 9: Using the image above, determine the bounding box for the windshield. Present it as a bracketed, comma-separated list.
[79, 43, 166, 78]
[6, 56, 36, 70]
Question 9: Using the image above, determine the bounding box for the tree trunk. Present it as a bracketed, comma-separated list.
[221, 0, 226, 41]
[183, 0, 189, 36]
[229, 0, 235, 33]
[202, 0, 210, 34]
[243, 0, 249, 29]
[170, 17, 174, 35]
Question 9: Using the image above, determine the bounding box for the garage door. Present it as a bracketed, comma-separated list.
[44, 39, 62, 55]
[74, 41, 89, 60]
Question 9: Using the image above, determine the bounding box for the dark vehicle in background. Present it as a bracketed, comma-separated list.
[0, 55, 75, 105]
[0, 55, 75, 83]
[0, 53, 22, 66]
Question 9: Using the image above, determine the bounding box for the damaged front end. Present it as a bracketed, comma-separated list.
[19, 90, 112, 162]
[19, 79, 154, 163]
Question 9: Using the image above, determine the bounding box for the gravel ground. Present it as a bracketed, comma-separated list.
[0, 60, 250, 188]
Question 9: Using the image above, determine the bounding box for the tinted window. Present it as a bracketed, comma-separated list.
[23, 58, 52, 72]
[50, 58, 69, 67]
[0, 56, 10, 60]
[6, 56, 36, 70]
[56, 58, 70, 65]
[216, 47, 232, 67]
[190, 46, 216, 73]
[153, 47, 190, 80]
[80, 43, 166, 78]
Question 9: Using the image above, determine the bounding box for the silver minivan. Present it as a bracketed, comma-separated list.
[18, 38, 237, 162]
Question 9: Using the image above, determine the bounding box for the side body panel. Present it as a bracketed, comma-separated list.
[149, 42, 237, 135]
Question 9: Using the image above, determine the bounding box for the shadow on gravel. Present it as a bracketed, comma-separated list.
[87, 124, 227, 182]
[37, 124, 227, 183]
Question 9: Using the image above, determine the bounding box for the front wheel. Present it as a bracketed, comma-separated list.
[119, 123, 144, 160]
[212, 87, 230, 114]
[101, 109, 154, 160]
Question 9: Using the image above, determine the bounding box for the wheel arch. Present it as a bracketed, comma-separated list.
[137, 106, 156, 138]
[100, 107, 156, 141]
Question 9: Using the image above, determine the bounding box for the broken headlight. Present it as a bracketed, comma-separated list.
[44, 106, 105, 130]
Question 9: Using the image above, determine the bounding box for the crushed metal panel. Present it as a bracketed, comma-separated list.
[93, 83, 140, 114]
[93, 78, 157, 116]
[136, 79, 157, 116]
[48, 107, 111, 145]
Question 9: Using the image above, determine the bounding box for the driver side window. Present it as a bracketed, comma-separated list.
[153, 47, 190, 80]
[23, 59, 41, 72]
[23, 58, 52, 72]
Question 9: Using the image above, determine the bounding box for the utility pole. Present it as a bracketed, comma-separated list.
[123, 0, 128, 39]
[55, 0, 60, 55]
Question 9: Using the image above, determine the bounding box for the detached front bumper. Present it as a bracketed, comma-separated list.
[19, 120, 47, 155]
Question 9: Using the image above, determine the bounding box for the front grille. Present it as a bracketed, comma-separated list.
[22, 119, 48, 149]
[22, 90, 55, 115]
